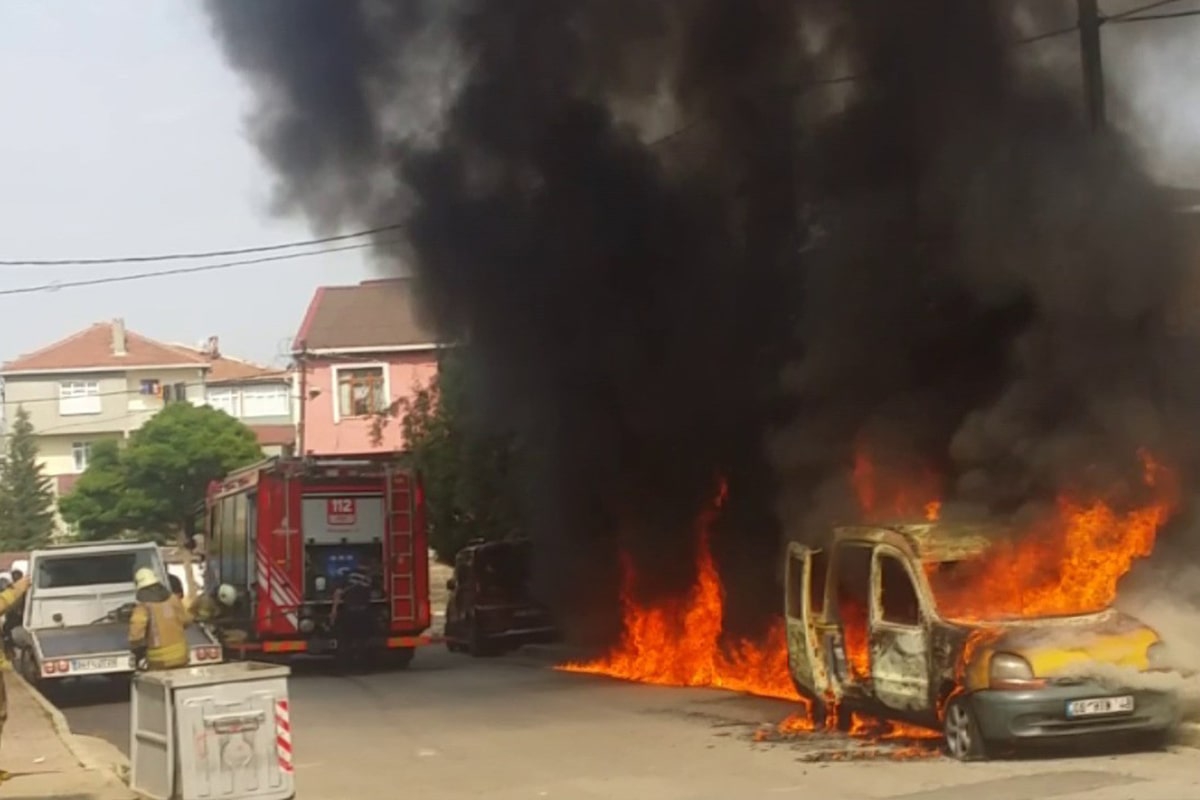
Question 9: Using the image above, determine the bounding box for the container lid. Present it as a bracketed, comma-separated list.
[133, 660, 290, 688]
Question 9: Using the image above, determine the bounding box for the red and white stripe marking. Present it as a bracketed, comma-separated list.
[276, 699, 293, 774]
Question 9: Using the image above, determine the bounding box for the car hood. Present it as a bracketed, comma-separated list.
[967, 609, 1159, 679]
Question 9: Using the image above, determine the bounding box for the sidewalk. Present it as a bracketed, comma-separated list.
[0, 669, 134, 800]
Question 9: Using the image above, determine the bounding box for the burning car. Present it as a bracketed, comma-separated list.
[785, 523, 1180, 760]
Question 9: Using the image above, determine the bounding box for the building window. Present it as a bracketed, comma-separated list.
[72, 441, 92, 473]
[206, 388, 240, 417]
[163, 382, 189, 404]
[242, 386, 290, 418]
[335, 366, 387, 420]
[59, 381, 101, 415]
[139, 379, 161, 397]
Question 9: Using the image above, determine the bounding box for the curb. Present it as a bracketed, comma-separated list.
[11, 671, 132, 782]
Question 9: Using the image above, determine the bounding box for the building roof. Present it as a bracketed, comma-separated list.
[172, 342, 288, 386]
[1, 320, 209, 375]
[249, 424, 296, 448]
[293, 278, 440, 353]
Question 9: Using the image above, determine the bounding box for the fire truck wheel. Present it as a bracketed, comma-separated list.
[390, 647, 415, 670]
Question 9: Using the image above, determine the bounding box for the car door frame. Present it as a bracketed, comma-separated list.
[868, 544, 933, 714]
[784, 541, 832, 703]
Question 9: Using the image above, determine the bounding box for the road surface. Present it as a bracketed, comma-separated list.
[48, 646, 1200, 800]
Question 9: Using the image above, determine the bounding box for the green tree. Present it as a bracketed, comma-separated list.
[58, 440, 139, 541]
[61, 403, 263, 544]
[392, 351, 524, 562]
[0, 406, 56, 549]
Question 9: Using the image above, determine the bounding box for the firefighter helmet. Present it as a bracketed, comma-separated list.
[217, 584, 238, 607]
[134, 568, 160, 590]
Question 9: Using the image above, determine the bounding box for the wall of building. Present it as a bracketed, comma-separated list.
[35, 432, 123, 478]
[298, 351, 438, 456]
[3, 366, 207, 437]
[203, 380, 293, 428]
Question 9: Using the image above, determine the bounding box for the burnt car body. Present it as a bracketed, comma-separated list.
[444, 539, 558, 657]
[785, 523, 1179, 760]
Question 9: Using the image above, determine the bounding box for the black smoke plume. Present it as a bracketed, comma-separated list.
[205, 0, 1200, 644]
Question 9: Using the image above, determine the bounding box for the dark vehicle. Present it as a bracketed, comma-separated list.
[444, 539, 558, 657]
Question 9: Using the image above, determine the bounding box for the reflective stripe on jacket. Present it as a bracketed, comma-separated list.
[129, 595, 192, 670]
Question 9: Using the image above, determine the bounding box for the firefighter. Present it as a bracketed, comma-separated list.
[330, 563, 373, 672]
[129, 568, 193, 671]
[1, 571, 25, 660]
[190, 584, 236, 623]
[0, 575, 31, 779]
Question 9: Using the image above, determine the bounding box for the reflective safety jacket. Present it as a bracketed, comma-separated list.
[129, 593, 192, 670]
[189, 593, 222, 623]
[0, 582, 28, 669]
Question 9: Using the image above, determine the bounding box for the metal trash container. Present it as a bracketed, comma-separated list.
[130, 662, 295, 800]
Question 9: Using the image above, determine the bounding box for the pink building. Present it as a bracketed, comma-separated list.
[292, 278, 441, 456]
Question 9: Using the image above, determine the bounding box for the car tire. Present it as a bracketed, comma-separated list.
[1143, 728, 1171, 752]
[943, 696, 989, 761]
[468, 618, 500, 658]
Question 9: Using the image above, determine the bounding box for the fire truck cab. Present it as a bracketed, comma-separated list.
[201, 455, 432, 666]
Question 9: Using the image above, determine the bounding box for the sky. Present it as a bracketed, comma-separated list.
[0, 2, 379, 369]
[0, 2, 1196, 371]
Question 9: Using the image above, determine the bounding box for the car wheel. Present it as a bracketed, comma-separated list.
[468, 618, 500, 658]
[943, 697, 988, 761]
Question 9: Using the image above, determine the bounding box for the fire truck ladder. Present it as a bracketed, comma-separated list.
[385, 466, 419, 630]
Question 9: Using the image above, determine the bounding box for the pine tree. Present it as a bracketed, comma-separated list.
[0, 406, 56, 550]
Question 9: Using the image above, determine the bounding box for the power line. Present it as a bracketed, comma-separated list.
[1015, 23, 1079, 44]
[1107, 0, 1188, 20]
[0, 223, 403, 267]
[1109, 8, 1200, 22]
[0, 240, 391, 297]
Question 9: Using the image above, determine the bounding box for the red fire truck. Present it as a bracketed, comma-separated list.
[201, 455, 432, 665]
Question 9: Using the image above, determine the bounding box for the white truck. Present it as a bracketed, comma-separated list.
[10, 541, 223, 686]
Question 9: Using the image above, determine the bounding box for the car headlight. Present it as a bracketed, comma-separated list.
[1147, 641, 1171, 670]
[989, 652, 1042, 689]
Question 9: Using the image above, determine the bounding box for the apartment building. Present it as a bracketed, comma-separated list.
[0, 319, 212, 500]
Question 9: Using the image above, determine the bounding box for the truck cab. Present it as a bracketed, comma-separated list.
[12, 542, 222, 685]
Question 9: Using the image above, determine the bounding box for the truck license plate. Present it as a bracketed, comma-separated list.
[1066, 696, 1134, 718]
[71, 656, 120, 673]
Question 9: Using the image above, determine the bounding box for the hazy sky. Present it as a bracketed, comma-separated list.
[0, 2, 1196, 370]
[0, 2, 377, 369]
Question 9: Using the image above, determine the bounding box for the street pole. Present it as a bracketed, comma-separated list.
[1078, 0, 1106, 131]
[295, 341, 307, 458]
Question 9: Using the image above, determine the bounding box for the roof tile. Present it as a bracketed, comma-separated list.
[2, 321, 209, 374]
[293, 278, 441, 351]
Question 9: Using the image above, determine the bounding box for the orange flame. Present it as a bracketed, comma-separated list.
[559, 480, 799, 701]
[927, 451, 1176, 621]
[852, 442, 942, 522]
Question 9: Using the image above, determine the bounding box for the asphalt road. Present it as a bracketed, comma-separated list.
[46, 645, 1200, 800]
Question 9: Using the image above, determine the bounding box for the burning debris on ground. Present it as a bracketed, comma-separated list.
[205, 0, 1200, 745]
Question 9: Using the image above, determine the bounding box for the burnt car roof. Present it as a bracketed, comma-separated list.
[833, 521, 1003, 562]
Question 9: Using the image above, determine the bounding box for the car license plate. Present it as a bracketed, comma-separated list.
[71, 656, 120, 673]
[1066, 696, 1135, 718]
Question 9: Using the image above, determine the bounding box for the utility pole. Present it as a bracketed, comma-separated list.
[1078, 0, 1106, 131]
[295, 340, 307, 458]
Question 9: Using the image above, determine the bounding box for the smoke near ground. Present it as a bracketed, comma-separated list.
[204, 1, 1200, 643]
